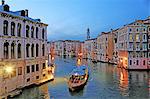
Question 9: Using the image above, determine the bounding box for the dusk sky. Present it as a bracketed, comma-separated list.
[7, 0, 150, 41]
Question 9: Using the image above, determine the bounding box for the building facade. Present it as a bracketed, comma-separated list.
[97, 32, 114, 63]
[117, 20, 148, 69]
[49, 40, 83, 58]
[0, 2, 53, 98]
[83, 38, 97, 61]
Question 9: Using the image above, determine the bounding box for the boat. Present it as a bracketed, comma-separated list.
[68, 65, 89, 91]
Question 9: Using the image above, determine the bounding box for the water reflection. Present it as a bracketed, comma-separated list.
[13, 57, 150, 99]
[13, 84, 50, 99]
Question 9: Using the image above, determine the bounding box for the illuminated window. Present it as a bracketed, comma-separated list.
[129, 34, 132, 40]
[135, 34, 139, 41]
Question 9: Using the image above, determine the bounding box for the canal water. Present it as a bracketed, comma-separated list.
[13, 57, 150, 99]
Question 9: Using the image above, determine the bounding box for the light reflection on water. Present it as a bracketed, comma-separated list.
[14, 57, 150, 99]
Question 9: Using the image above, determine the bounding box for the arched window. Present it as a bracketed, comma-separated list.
[143, 34, 146, 40]
[42, 44, 45, 56]
[31, 26, 34, 38]
[26, 44, 30, 57]
[11, 42, 15, 59]
[11, 22, 15, 36]
[31, 44, 34, 57]
[3, 20, 8, 35]
[26, 25, 30, 38]
[36, 27, 38, 39]
[4, 42, 9, 59]
[42, 28, 44, 39]
[36, 44, 39, 57]
[18, 43, 21, 58]
[17, 23, 21, 37]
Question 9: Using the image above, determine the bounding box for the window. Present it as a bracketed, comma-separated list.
[36, 76, 39, 79]
[143, 60, 145, 65]
[18, 44, 21, 58]
[11, 42, 15, 59]
[31, 26, 34, 38]
[149, 44, 150, 49]
[36, 64, 39, 71]
[26, 25, 29, 37]
[36, 27, 38, 38]
[129, 34, 132, 41]
[130, 60, 132, 65]
[4, 42, 9, 59]
[3, 20, 8, 35]
[42, 44, 45, 56]
[11, 22, 15, 36]
[129, 28, 132, 32]
[31, 44, 34, 57]
[26, 44, 30, 57]
[26, 66, 30, 73]
[43, 74, 45, 77]
[31, 65, 35, 72]
[27, 78, 30, 82]
[42, 63, 46, 69]
[149, 52, 150, 58]
[135, 34, 139, 41]
[143, 34, 146, 40]
[36, 44, 39, 57]
[136, 60, 139, 65]
[18, 67, 22, 75]
[17, 23, 21, 37]
[42, 28, 44, 39]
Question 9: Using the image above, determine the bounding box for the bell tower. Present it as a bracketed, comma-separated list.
[87, 28, 90, 40]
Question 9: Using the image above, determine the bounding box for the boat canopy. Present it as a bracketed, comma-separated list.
[71, 65, 87, 76]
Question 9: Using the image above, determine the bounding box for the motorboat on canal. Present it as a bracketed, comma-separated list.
[68, 65, 89, 91]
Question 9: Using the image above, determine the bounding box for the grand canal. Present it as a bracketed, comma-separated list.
[13, 57, 150, 99]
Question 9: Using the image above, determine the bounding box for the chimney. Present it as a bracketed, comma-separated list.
[25, 9, 28, 17]
[2, 0, 4, 5]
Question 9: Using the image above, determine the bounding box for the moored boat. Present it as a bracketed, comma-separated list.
[68, 65, 89, 91]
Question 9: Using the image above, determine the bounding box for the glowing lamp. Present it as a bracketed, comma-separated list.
[5, 66, 13, 74]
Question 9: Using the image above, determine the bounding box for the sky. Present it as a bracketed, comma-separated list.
[6, 0, 150, 41]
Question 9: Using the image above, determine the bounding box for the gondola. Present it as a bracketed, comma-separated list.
[68, 66, 89, 91]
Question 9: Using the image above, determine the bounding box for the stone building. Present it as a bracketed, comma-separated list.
[97, 32, 114, 63]
[117, 20, 148, 69]
[83, 38, 97, 61]
[0, 2, 53, 98]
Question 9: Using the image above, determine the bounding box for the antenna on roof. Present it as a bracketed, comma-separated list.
[2, 0, 5, 5]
